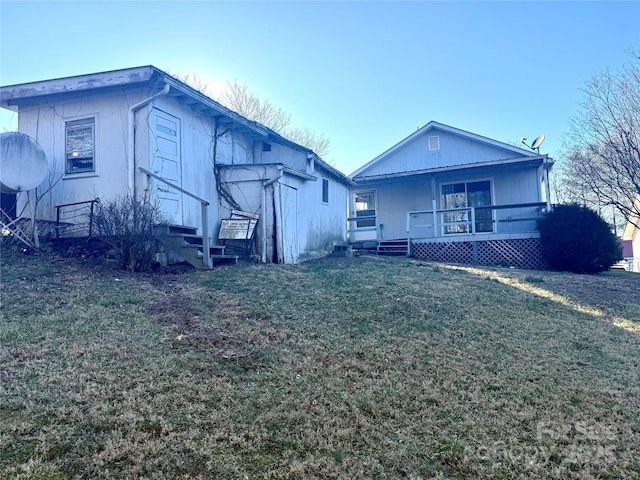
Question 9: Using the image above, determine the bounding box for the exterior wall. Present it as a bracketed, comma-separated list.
[295, 169, 348, 262]
[217, 164, 348, 263]
[253, 141, 307, 171]
[15, 86, 152, 221]
[363, 129, 524, 177]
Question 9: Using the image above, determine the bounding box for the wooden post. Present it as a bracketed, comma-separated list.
[201, 202, 211, 268]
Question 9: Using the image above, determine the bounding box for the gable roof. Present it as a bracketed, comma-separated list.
[0, 65, 350, 184]
[350, 121, 538, 178]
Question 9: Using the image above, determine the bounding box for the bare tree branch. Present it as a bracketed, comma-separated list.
[559, 50, 640, 230]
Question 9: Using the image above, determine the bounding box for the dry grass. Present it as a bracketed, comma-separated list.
[1, 248, 639, 479]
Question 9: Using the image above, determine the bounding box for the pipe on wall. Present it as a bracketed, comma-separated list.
[262, 166, 283, 263]
[127, 84, 170, 195]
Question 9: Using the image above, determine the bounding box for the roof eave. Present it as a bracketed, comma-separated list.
[0, 66, 157, 107]
[352, 155, 549, 183]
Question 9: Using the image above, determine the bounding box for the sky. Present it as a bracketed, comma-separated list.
[1, 1, 638, 175]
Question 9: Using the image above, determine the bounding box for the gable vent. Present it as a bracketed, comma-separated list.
[428, 136, 440, 151]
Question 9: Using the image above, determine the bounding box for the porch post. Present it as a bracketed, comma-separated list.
[431, 176, 438, 236]
[543, 157, 552, 210]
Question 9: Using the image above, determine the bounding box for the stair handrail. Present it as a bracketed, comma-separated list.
[139, 167, 211, 268]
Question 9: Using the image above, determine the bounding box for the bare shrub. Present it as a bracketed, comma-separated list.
[94, 194, 164, 272]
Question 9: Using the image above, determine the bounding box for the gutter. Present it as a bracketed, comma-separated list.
[127, 83, 170, 194]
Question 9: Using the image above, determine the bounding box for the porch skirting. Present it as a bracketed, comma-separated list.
[411, 237, 547, 270]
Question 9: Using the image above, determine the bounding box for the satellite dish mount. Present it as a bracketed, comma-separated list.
[520, 134, 545, 154]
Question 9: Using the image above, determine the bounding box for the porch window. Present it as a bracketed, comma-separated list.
[66, 118, 95, 174]
[441, 180, 493, 234]
[355, 191, 376, 228]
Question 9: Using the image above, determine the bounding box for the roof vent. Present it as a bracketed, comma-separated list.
[428, 135, 440, 151]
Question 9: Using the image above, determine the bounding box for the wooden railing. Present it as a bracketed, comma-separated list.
[139, 167, 212, 268]
[406, 202, 547, 240]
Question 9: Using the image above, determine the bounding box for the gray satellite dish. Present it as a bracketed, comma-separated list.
[0, 132, 48, 193]
[531, 135, 545, 151]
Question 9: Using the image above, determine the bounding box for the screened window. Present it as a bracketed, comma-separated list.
[355, 191, 376, 228]
[441, 180, 493, 234]
[66, 118, 95, 174]
[322, 178, 329, 203]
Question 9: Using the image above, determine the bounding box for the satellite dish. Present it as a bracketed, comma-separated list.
[531, 135, 545, 151]
[0, 132, 48, 193]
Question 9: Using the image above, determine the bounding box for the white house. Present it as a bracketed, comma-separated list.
[0, 66, 350, 266]
[348, 122, 554, 269]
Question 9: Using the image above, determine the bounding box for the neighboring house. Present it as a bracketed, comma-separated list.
[621, 214, 640, 272]
[0, 66, 350, 266]
[349, 121, 554, 269]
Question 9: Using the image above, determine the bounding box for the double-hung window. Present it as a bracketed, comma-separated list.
[441, 180, 493, 234]
[66, 118, 95, 174]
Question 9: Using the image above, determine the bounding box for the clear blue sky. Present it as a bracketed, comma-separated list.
[1, 1, 638, 175]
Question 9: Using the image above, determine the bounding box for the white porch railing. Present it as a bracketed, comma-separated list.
[406, 202, 547, 241]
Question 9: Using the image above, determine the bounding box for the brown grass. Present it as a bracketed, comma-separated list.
[1, 247, 639, 479]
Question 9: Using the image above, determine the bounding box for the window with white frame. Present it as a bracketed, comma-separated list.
[441, 180, 493, 234]
[354, 191, 376, 228]
[66, 118, 95, 174]
[322, 178, 329, 204]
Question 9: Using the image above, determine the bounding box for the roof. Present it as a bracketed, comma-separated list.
[353, 154, 551, 183]
[350, 121, 543, 178]
[0, 65, 350, 183]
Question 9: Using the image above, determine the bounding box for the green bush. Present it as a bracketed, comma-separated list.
[94, 194, 164, 272]
[537, 204, 622, 273]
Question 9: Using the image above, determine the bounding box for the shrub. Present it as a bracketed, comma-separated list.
[94, 194, 164, 272]
[537, 204, 622, 273]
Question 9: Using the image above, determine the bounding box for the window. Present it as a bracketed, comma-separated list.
[354, 191, 376, 228]
[428, 135, 440, 151]
[66, 118, 95, 173]
[441, 180, 493, 234]
[322, 178, 329, 203]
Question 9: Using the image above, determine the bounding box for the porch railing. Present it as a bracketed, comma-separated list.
[347, 214, 379, 243]
[406, 202, 547, 241]
[55, 199, 99, 240]
[139, 167, 212, 268]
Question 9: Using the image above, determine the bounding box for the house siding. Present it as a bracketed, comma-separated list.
[362, 129, 524, 177]
[15, 86, 150, 221]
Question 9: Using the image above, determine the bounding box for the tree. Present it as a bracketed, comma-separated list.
[560, 51, 640, 230]
[168, 72, 331, 159]
[216, 80, 331, 159]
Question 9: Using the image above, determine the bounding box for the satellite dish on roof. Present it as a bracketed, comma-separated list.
[531, 135, 545, 151]
[0, 132, 48, 193]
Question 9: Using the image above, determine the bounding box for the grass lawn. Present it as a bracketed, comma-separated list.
[1, 248, 639, 479]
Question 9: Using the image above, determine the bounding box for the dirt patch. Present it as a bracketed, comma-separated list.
[140, 276, 255, 358]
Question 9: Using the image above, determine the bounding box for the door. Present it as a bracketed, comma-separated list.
[149, 108, 182, 225]
[351, 190, 377, 242]
[441, 180, 493, 234]
[281, 184, 299, 264]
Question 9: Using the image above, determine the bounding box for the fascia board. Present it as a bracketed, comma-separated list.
[0, 66, 156, 106]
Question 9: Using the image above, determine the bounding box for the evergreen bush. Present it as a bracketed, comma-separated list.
[537, 204, 622, 273]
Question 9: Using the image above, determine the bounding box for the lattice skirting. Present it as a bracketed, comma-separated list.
[411, 238, 548, 270]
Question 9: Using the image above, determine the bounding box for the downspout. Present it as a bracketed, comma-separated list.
[262, 166, 284, 263]
[128, 84, 170, 196]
